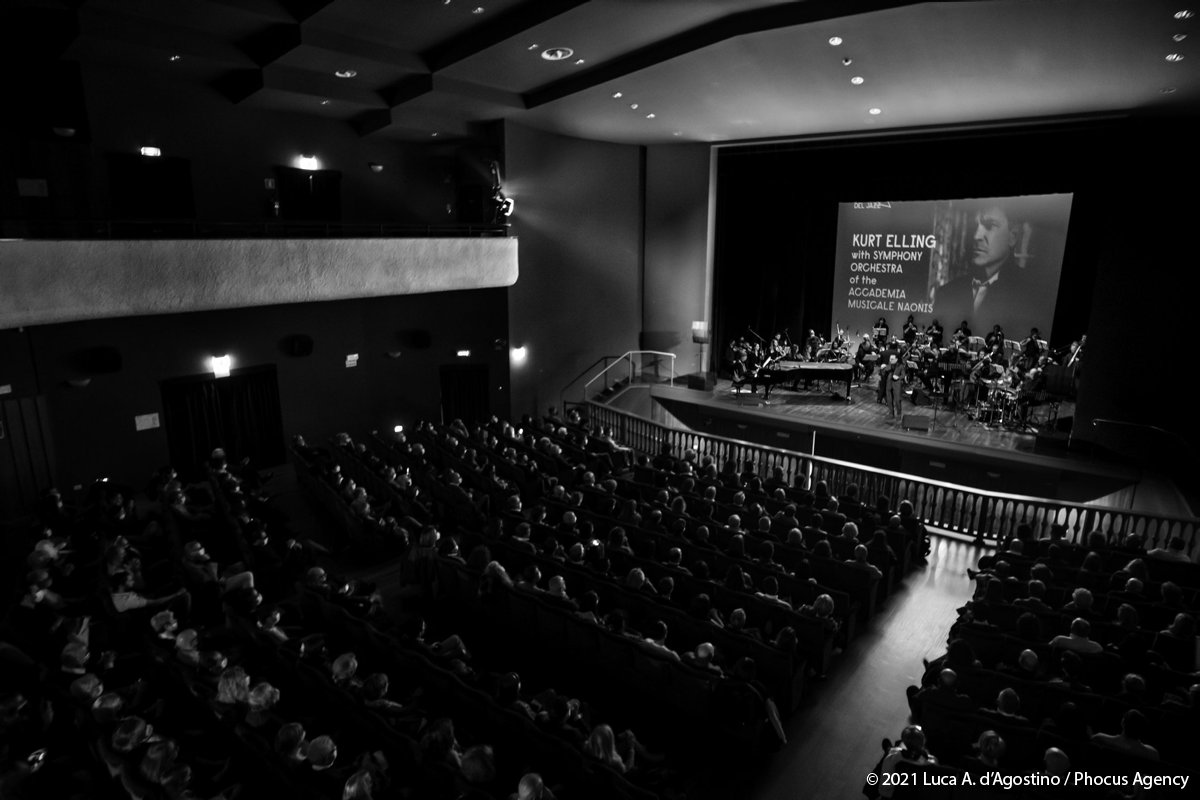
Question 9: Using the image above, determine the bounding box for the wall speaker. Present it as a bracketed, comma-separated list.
[902, 414, 930, 431]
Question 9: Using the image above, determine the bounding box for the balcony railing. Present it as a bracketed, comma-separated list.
[586, 401, 1199, 555]
[1, 218, 511, 240]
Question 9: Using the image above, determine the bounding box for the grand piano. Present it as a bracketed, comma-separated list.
[740, 359, 854, 401]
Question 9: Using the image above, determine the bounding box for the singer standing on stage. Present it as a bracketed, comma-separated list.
[882, 352, 907, 419]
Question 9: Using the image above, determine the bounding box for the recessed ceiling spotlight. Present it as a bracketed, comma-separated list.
[334, 69, 357, 78]
[168, 54, 182, 62]
[828, 36, 843, 46]
[1174, 9, 1194, 19]
[868, 107, 882, 115]
[1161, 86, 1178, 93]
[630, 103, 639, 109]
[612, 91, 623, 98]
[850, 76, 864, 85]
[431, 132, 440, 137]
[842, 57, 853, 66]
[528, 44, 538, 50]
[1173, 33, 1188, 42]
[368, 162, 384, 172]
[672, 131, 682, 136]
[574, 58, 585, 65]
[320, 99, 330, 105]
[646, 113, 655, 119]
[472, 6, 484, 13]
[1166, 53, 1185, 61]
[541, 47, 574, 61]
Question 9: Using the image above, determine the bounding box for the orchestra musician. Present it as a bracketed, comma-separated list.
[855, 334, 878, 380]
[1014, 364, 1046, 426]
[873, 317, 890, 348]
[984, 324, 1006, 352]
[1019, 328, 1045, 368]
[877, 338, 903, 404]
[880, 352, 907, 419]
[802, 329, 823, 361]
[902, 315, 919, 345]
[770, 333, 789, 361]
[926, 319, 945, 348]
[951, 320, 972, 346]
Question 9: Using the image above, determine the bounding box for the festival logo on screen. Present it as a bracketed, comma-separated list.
[832, 194, 1073, 341]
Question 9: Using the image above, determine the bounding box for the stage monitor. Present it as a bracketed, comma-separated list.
[832, 194, 1073, 342]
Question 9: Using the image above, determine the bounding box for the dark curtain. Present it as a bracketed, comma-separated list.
[160, 365, 286, 478]
[439, 364, 490, 426]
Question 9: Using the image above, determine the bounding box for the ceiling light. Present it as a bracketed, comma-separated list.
[296, 154, 320, 170]
[630, 103, 639, 109]
[1174, 10, 1194, 20]
[541, 47, 573, 61]
[672, 131, 682, 136]
[1165, 53, 1185, 62]
[828, 36, 843, 46]
[612, 91, 623, 98]
[473, 6, 484, 13]
[320, 99, 330, 105]
[574, 59, 585, 65]
[431, 132, 439, 137]
[334, 69, 357, 78]
[368, 162, 384, 173]
[850, 76, 864, 85]
[52, 126, 76, 138]
[168, 54, 182, 62]
[1173, 33, 1188, 41]
[139, 146, 162, 157]
[210, 355, 232, 378]
[646, 113, 655, 119]
[528, 44, 538, 50]
[868, 107, 882, 115]
[1161, 86, 1177, 93]
[456, 349, 471, 357]
[510, 346, 527, 364]
[842, 57, 853, 66]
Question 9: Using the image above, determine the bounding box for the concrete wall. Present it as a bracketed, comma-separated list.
[504, 123, 643, 418]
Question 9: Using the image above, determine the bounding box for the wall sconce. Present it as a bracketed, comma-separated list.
[139, 146, 162, 157]
[209, 354, 232, 378]
[295, 154, 320, 171]
[510, 345, 528, 365]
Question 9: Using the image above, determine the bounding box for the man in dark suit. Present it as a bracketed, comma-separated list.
[935, 203, 1035, 333]
[881, 352, 907, 419]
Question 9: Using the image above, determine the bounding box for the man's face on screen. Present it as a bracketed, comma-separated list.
[972, 206, 1016, 274]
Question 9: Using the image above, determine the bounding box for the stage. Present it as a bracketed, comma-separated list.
[646, 375, 1143, 504]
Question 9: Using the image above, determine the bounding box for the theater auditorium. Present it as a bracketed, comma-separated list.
[2, 2, 1198, 799]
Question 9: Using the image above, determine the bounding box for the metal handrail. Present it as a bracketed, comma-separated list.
[559, 355, 618, 410]
[586, 400, 1200, 556]
[581, 351, 677, 403]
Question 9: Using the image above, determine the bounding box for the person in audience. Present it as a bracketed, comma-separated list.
[878, 725, 936, 799]
[726, 608, 762, 641]
[1037, 700, 1091, 741]
[982, 688, 1030, 725]
[1147, 536, 1191, 562]
[1060, 587, 1097, 619]
[1013, 579, 1053, 613]
[798, 594, 839, 635]
[688, 593, 725, 628]
[997, 649, 1044, 682]
[683, 642, 724, 676]
[1049, 617, 1103, 654]
[1048, 651, 1092, 693]
[623, 568, 658, 596]
[755, 576, 793, 609]
[421, 718, 465, 768]
[908, 669, 975, 723]
[962, 730, 1007, 776]
[583, 724, 636, 774]
[575, 591, 601, 624]
[1151, 612, 1197, 671]
[1091, 710, 1159, 761]
[656, 576, 676, 603]
[512, 772, 556, 800]
[640, 620, 681, 662]
[110, 570, 189, 615]
[846, 544, 883, 581]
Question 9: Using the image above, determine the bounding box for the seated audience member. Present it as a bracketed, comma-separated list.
[878, 725, 937, 799]
[908, 669, 975, 722]
[511, 772, 556, 800]
[1037, 701, 1091, 741]
[962, 730, 1007, 776]
[1013, 580, 1053, 613]
[683, 642, 724, 676]
[846, 544, 883, 580]
[1049, 618, 1103, 655]
[1147, 537, 1190, 562]
[641, 620, 682, 662]
[1060, 587, 1097, 619]
[1151, 612, 1197, 671]
[583, 724, 637, 774]
[797, 594, 839, 635]
[981, 688, 1030, 725]
[1091, 710, 1159, 761]
[755, 576, 793, 609]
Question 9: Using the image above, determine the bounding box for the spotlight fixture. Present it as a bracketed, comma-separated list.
[1161, 86, 1178, 93]
[630, 103, 639, 109]
[139, 146, 162, 157]
[296, 155, 320, 170]
[368, 162, 384, 173]
[541, 47, 574, 61]
[473, 6, 484, 13]
[320, 99, 330, 105]
[1166, 53, 1185, 62]
[646, 113, 655, 119]
[612, 91, 623, 98]
[868, 107, 882, 115]
[528, 44, 538, 50]
[168, 54, 182, 62]
[1174, 9, 1194, 20]
[842, 57, 853, 66]
[1173, 33, 1188, 42]
[393, 424, 404, 433]
[575, 59, 585, 65]
[672, 131, 682, 136]
[334, 69, 358, 78]
[850, 76, 864, 85]
[431, 132, 440, 137]
[828, 36, 843, 46]
[456, 349, 471, 357]
[510, 346, 527, 364]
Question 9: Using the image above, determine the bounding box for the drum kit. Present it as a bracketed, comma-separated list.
[967, 378, 1023, 429]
